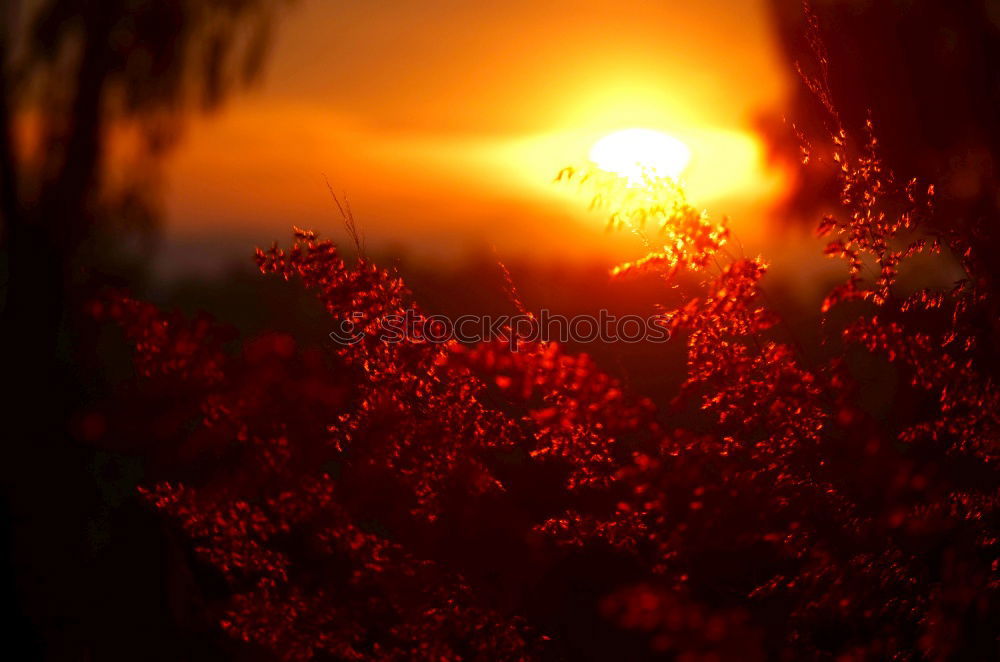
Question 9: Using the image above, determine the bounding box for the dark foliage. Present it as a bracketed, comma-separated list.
[98, 97, 998, 662]
[89, 7, 998, 661]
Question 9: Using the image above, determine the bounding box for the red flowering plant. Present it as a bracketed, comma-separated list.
[97, 17, 997, 662]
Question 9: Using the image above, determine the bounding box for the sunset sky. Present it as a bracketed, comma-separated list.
[160, 0, 792, 273]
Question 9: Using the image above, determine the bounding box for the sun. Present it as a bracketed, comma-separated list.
[589, 128, 692, 183]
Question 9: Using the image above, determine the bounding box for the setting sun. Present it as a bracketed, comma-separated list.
[589, 128, 692, 183]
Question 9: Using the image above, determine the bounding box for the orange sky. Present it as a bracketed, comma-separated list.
[161, 0, 792, 271]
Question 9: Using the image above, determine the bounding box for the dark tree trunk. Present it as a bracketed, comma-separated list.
[1, 13, 112, 657]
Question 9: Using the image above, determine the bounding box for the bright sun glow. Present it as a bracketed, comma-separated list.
[589, 128, 692, 183]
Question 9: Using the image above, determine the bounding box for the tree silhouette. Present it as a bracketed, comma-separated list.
[0, 1, 291, 657]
